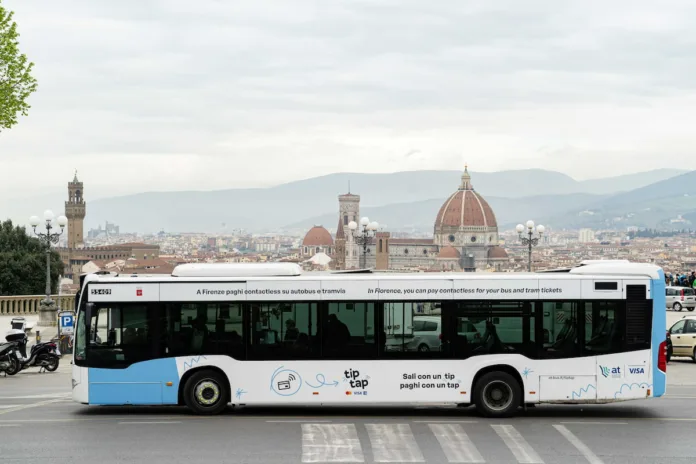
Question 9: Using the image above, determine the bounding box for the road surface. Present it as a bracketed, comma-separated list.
[0, 310, 694, 463]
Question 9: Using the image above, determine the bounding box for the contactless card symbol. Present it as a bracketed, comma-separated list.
[278, 375, 296, 391]
[271, 367, 301, 396]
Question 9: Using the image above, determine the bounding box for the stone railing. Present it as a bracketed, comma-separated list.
[0, 295, 76, 316]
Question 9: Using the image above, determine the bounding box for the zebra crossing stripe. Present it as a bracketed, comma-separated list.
[429, 423, 485, 463]
[553, 425, 604, 464]
[301, 423, 364, 462]
[366, 424, 425, 462]
[297, 421, 606, 464]
[491, 424, 544, 464]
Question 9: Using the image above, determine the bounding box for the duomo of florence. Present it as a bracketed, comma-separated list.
[300, 167, 508, 272]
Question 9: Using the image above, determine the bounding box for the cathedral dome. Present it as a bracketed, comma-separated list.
[434, 166, 497, 229]
[302, 225, 334, 246]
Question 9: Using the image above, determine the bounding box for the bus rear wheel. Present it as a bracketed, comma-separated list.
[473, 371, 521, 418]
[183, 370, 229, 415]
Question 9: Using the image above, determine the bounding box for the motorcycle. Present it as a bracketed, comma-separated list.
[5, 330, 60, 373]
[0, 342, 20, 376]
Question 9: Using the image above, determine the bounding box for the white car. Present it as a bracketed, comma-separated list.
[405, 316, 481, 352]
[666, 286, 696, 311]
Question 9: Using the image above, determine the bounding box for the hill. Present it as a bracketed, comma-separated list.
[2, 168, 683, 233]
[286, 193, 605, 233]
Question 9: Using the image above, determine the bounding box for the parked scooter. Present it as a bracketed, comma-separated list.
[5, 329, 60, 373]
[0, 342, 20, 376]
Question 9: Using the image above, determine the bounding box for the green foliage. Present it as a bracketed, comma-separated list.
[0, 0, 38, 131]
[0, 219, 63, 296]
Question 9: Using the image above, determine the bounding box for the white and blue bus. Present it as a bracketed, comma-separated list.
[71, 260, 667, 418]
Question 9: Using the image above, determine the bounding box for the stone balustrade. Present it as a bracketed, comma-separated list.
[0, 295, 76, 316]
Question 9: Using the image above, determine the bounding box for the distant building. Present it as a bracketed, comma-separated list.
[87, 221, 120, 239]
[578, 228, 595, 243]
[301, 226, 334, 259]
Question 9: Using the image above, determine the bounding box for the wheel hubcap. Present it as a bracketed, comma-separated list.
[482, 381, 513, 411]
[194, 380, 220, 406]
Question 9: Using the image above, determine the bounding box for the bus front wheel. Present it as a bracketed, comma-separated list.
[473, 371, 521, 418]
[183, 369, 229, 415]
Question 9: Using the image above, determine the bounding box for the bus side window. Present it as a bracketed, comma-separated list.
[323, 302, 376, 360]
[584, 301, 619, 354]
[540, 302, 581, 359]
[248, 302, 319, 360]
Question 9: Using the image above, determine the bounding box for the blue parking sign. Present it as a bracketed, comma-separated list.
[60, 313, 74, 334]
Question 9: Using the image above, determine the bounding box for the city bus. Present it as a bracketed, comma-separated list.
[71, 260, 666, 418]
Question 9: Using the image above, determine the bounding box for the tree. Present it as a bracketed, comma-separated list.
[0, 0, 38, 132]
[0, 219, 63, 296]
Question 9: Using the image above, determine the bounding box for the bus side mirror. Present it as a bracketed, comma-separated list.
[85, 302, 95, 322]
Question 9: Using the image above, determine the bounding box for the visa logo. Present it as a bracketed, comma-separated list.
[629, 367, 645, 374]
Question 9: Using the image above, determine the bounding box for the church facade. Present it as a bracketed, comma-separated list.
[329, 167, 509, 272]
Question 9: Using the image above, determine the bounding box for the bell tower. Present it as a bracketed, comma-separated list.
[65, 170, 86, 249]
[338, 192, 360, 269]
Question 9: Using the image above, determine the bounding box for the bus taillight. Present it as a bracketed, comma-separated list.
[658, 340, 667, 372]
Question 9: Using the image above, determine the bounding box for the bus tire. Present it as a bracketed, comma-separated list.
[473, 371, 521, 418]
[183, 369, 229, 415]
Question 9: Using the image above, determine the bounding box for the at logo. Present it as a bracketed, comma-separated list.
[599, 365, 621, 378]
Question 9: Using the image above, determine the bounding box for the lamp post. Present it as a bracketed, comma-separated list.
[516, 220, 545, 272]
[348, 216, 379, 269]
[29, 210, 67, 327]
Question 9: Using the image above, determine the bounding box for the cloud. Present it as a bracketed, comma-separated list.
[2, 0, 696, 203]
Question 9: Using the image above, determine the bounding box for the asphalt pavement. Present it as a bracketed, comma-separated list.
[0, 309, 694, 463]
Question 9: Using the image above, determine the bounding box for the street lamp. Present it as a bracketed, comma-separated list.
[516, 220, 545, 272]
[348, 216, 379, 269]
[29, 210, 67, 326]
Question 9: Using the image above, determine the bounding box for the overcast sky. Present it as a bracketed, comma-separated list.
[3, 0, 696, 200]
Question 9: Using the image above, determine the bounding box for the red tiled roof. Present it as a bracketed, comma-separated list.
[438, 246, 460, 259]
[435, 190, 497, 228]
[302, 226, 334, 246]
[488, 246, 509, 259]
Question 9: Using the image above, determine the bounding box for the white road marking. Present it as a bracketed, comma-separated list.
[118, 421, 181, 424]
[366, 423, 425, 462]
[0, 398, 68, 416]
[0, 405, 28, 409]
[429, 423, 485, 463]
[302, 423, 364, 463]
[0, 416, 207, 423]
[0, 393, 71, 399]
[553, 425, 604, 464]
[491, 424, 544, 464]
[560, 422, 627, 425]
[0, 424, 20, 427]
[268, 420, 333, 423]
[413, 420, 478, 423]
